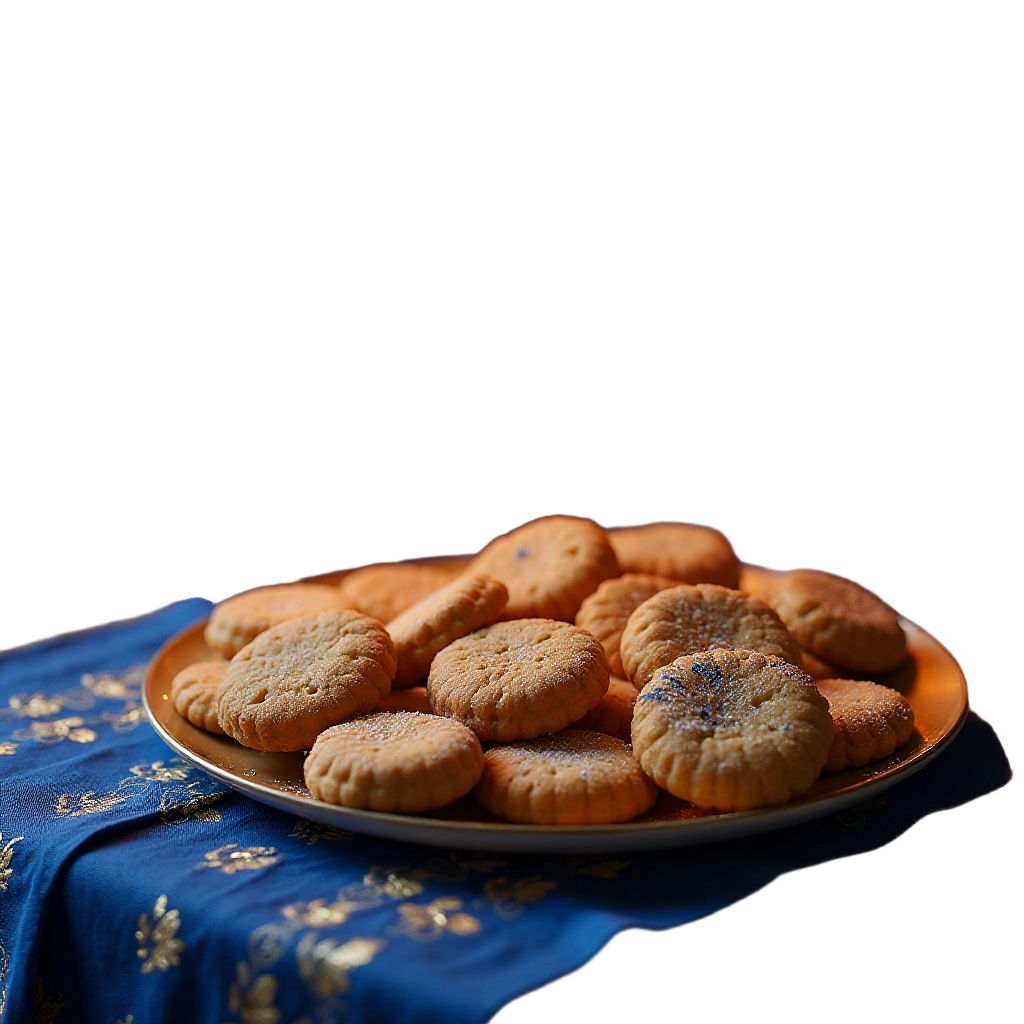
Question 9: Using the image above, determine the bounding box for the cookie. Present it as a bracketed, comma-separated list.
[738, 564, 778, 604]
[387, 573, 508, 688]
[575, 573, 677, 676]
[620, 584, 803, 689]
[608, 523, 740, 588]
[770, 569, 907, 673]
[337, 562, 459, 625]
[800, 647, 839, 681]
[573, 676, 638, 742]
[216, 611, 396, 751]
[376, 686, 432, 715]
[473, 730, 658, 824]
[427, 619, 610, 741]
[468, 515, 619, 621]
[817, 678, 915, 770]
[205, 584, 355, 658]
[632, 649, 834, 811]
[170, 659, 228, 733]
[305, 712, 484, 812]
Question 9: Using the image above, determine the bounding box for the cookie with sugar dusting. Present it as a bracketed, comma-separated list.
[338, 562, 460, 625]
[216, 611, 396, 752]
[376, 686, 432, 715]
[205, 584, 356, 658]
[620, 583, 802, 688]
[817, 678, 915, 770]
[468, 515, 619, 621]
[170, 659, 229, 733]
[632, 648, 833, 811]
[473, 730, 658, 825]
[387, 573, 508, 688]
[305, 711, 484, 812]
[427, 619, 610, 740]
[572, 676, 638, 742]
[575, 573, 677, 676]
[609, 523, 740, 588]
[770, 569, 907, 674]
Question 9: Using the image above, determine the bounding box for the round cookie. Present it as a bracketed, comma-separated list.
[620, 584, 803, 689]
[608, 523, 740, 588]
[376, 686, 432, 715]
[573, 676, 638, 742]
[632, 649, 834, 811]
[170, 659, 229, 733]
[205, 584, 356, 658]
[387, 573, 509, 688]
[337, 562, 459, 625]
[473, 730, 658, 825]
[770, 569, 907, 673]
[575, 573, 677, 676]
[737, 564, 778, 604]
[468, 515, 619, 622]
[427, 619, 610, 741]
[305, 712, 484, 812]
[217, 611, 397, 752]
[817, 678, 915, 771]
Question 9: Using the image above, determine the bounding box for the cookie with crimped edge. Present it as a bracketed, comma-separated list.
[376, 686, 432, 715]
[427, 619, 610, 741]
[338, 562, 460, 625]
[770, 569, 907, 673]
[575, 573, 677, 676]
[817, 678, 915, 771]
[205, 583, 356, 658]
[608, 523, 740, 589]
[620, 583, 803, 689]
[573, 676, 638, 742]
[170, 659, 229, 733]
[632, 649, 834, 811]
[468, 515, 619, 622]
[473, 729, 658, 825]
[305, 711, 484, 812]
[387, 573, 508, 688]
[217, 611, 396, 752]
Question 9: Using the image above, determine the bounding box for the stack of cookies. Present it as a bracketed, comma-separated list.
[170, 517, 916, 824]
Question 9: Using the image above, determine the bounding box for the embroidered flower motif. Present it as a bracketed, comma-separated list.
[483, 875, 559, 919]
[12, 717, 96, 744]
[200, 845, 281, 874]
[390, 898, 481, 942]
[228, 962, 281, 1024]
[0, 743, 17, 755]
[0, 832, 24, 892]
[362, 867, 424, 899]
[54, 791, 131, 817]
[33, 978, 65, 1024]
[136, 895, 185, 973]
[7, 693, 63, 718]
[81, 665, 144, 700]
[130, 759, 191, 782]
[288, 819, 353, 845]
[295, 935, 384, 998]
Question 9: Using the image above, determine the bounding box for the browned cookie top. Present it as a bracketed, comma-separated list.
[170, 659, 229, 734]
[338, 563, 459, 624]
[817, 678, 915, 770]
[608, 522, 740, 588]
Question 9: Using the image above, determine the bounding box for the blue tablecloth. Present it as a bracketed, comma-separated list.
[0, 602, 1011, 1024]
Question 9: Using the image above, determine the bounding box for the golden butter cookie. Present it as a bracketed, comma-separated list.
[800, 647, 840, 681]
[473, 730, 658, 824]
[632, 649, 834, 811]
[205, 584, 355, 658]
[170, 659, 228, 733]
[608, 523, 740, 588]
[738, 564, 778, 604]
[387, 573, 508, 688]
[575, 573, 677, 676]
[337, 562, 459, 625]
[216, 611, 396, 752]
[376, 686, 432, 715]
[468, 515, 619, 622]
[573, 676, 638, 742]
[770, 569, 907, 673]
[305, 712, 484, 812]
[427, 619, 610, 741]
[817, 678, 915, 771]
[620, 584, 802, 688]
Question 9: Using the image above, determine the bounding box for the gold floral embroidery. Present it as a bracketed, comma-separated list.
[160, 782, 224, 825]
[7, 693, 62, 718]
[0, 935, 8, 1021]
[390, 898, 481, 942]
[136, 895, 185, 974]
[247, 925, 292, 970]
[288, 819, 353, 846]
[0, 743, 17, 755]
[12, 718, 96, 744]
[295, 935, 384, 998]
[200, 845, 281, 874]
[228, 962, 280, 1024]
[33, 978, 64, 1024]
[100, 704, 148, 732]
[410, 849, 508, 884]
[482, 875, 559, 919]
[111, 1016, 134, 1024]
[131, 760, 191, 782]
[0, 833, 24, 893]
[54, 791, 131, 817]
[362, 867, 424, 899]
[80, 665, 144, 700]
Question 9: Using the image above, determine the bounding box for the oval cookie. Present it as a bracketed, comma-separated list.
[608, 522, 740, 588]
[170, 659, 229, 733]
[338, 562, 459, 625]
[427, 619, 610, 741]
[304, 712, 484, 812]
[473, 730, 657, 825]
[770, 569, 907, 673]
[632, 649, 834, 811]
[387, 573, 508, 688]
[216, 611, 397, 752]
[468, 515, 619, 622]
[620, 583, 802, 688]
[817, 678, 915, 770]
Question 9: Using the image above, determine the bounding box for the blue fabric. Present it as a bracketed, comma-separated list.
[0, 604, 1011, 1024]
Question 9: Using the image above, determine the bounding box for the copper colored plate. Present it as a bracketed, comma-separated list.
[144, 564, 968, 853]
